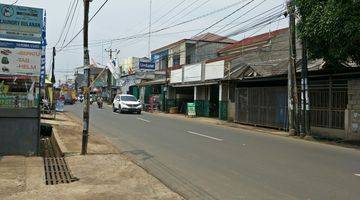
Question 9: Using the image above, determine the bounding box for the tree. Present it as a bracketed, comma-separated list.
[294, 0, 360, 66]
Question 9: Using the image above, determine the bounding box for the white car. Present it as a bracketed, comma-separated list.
[113, 94, 142, 114]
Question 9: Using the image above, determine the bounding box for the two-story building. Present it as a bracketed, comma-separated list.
[143, 33, 236, 112]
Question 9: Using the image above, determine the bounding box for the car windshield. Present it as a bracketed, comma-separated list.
[121, 96, 137, 102]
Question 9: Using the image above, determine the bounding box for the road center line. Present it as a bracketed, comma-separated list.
[186, 131, 223, 141]
[137, 117, 150, 123]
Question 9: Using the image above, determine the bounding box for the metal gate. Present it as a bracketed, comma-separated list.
[234, 78, 347, 131]
[309, 79, 347, 129]
[235, 87, 288, 130]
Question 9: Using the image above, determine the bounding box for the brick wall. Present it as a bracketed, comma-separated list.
[345, 79, 360, 140]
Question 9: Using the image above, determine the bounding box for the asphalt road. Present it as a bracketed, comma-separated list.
[67, 103, 360, 200]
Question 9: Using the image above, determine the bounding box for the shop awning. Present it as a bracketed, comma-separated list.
[137, 79, 166, 87]
[170, 80, 219, 88]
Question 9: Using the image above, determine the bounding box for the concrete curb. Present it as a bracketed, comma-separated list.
[52, 126, 70, 155]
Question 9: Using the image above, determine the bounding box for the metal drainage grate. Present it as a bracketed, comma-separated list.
[42, 137, 78, 185]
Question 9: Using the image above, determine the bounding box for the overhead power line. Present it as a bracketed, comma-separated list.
[61, 0, 80, 48]
[154, 0, 203, 29]
[110, 0, 258, 43]
[220, 4, 285, 34]
[213, 0, 267, 34]
[194, 0, 255, 38]
[58, 0, 110, 52]
[54, 0, 77, 47]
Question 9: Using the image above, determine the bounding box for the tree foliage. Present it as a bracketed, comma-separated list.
[294, 0, 360, 65]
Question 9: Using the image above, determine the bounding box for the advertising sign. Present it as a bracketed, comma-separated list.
[0, 4, 43, 41]
[139, 61, 155, 70]
[0, 40, 41, 76]
[151, 50, 168, 70]
[187, 103, 196, 116]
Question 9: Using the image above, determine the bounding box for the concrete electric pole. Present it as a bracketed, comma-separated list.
[81, 0, 90, 155]
[300, 39, 310, 137]
[148, 0, 152, 58]
[287, 0, 299, 135]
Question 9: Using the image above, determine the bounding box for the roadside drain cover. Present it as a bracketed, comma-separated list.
[42, 137, 78, 185]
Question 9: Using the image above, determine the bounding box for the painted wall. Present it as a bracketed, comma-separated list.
[0, 108, 39, 156]
[170, 68, 182, 83]
[345, 79, 360, 140]
[205, 60, 225, 80]
[184, 63, 202, 82]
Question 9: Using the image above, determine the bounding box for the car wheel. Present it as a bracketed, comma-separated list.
[137, 110, 141, 114]
[119, 106, 123, 113]
[112, 104, 117, 112]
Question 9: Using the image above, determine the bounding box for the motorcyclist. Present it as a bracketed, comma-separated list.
[90, 95, 93, 105]
[97, 96, 103, 109]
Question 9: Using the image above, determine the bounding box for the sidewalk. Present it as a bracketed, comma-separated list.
[0, 112, 183, 200]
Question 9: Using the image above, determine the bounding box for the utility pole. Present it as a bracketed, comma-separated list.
[300, 39, 310, 136]
[105, 49, 117, 102]
[51, 47, 56, 84]
[164, 57, 169, 113]
[74, 70, 78, 93]
[287, 0, 298, 135]
[148, 0, 152, 58]
[81, 0, 90, 155]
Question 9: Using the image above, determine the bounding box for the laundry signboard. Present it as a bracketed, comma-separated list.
[0, 40, 41, 75]
[0, 4, 43, 41]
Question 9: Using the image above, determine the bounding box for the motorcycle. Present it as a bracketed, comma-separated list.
[97, 100, 103, 109]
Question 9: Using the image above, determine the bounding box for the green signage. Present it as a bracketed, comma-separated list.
[187, 102, 196, 116]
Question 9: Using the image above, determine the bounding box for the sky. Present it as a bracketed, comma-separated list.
[1, 0, 288, 82]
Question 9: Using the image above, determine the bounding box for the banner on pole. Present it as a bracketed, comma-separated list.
[107, 59, 120, 80]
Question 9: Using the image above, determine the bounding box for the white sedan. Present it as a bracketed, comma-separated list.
[113, 94, 142, 114]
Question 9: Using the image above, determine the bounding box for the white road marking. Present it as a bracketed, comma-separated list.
[137, 117, 150, 123]
[354, 174, 360, 177]
[186, 131, 223, 141]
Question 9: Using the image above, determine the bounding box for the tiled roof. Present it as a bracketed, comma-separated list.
[218, 28, 289, 53]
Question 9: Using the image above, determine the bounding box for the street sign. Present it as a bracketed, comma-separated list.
[0, 40, 41, 76]
[187, 102, 196, 116]
[139, 61, 155, 70]
[0, 4, 43, 42]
